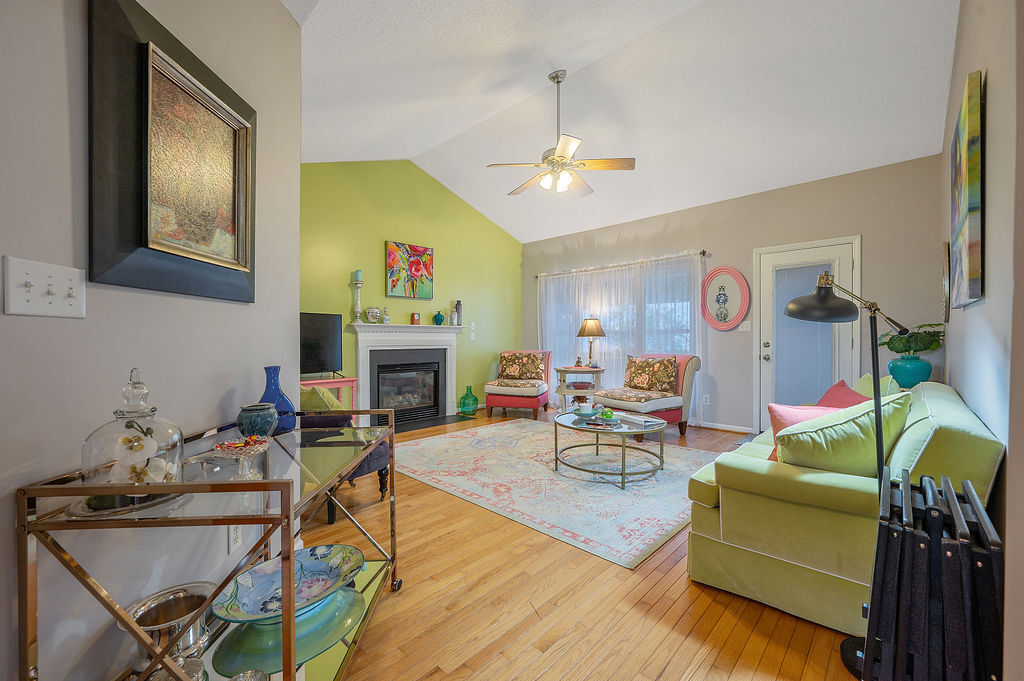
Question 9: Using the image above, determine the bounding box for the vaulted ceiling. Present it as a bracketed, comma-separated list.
[285, 0, 960, 243]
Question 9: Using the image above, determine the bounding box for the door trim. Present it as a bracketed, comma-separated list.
[751, 236, 862, 432]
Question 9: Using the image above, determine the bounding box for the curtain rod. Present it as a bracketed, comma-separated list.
[534, 249, 707, 280]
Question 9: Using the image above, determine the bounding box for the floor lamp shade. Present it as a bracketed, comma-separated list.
[785, 287, 859, 323]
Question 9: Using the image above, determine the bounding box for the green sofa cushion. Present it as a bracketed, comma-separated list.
[888, 382, 1005, 501]
[775, 393, 912, 477]
[688, 463, 720, 507]
[299, 385, 345, 412]
[852, 373, 902, 397]
[713, 451, 880, 517]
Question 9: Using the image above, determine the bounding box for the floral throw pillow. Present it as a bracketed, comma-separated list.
[498, 352, 546, 380]
[624, 356, 677, 393]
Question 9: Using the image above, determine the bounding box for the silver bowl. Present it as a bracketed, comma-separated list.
[124, 581, 216, 660]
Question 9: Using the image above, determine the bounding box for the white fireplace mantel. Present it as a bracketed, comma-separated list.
[351, 323, 464, 415]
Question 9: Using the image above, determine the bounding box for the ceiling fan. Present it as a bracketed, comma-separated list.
[487, 69, 636, 197]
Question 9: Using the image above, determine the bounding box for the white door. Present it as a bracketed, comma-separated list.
[755, 239, 860, 431]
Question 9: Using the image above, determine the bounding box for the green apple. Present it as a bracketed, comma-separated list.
[601, 408, 614, 419]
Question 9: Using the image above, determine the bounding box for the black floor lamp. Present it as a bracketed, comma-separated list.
[784, 270, 909, 678]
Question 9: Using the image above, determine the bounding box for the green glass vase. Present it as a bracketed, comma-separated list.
[458, 386, 478, 416]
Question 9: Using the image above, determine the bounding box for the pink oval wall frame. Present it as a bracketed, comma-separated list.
[701, 266, 750, 331]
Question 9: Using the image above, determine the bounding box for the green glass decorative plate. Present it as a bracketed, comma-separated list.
[212, 587, 365, 676]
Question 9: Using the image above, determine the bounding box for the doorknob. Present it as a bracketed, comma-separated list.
[762, 354, 771, 362]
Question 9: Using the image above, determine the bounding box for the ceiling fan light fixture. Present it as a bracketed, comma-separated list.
[539, 172, 554, 190]
[556, 170, 572, 192]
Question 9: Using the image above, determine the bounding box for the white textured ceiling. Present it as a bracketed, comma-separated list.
[288, 0, 959, 243]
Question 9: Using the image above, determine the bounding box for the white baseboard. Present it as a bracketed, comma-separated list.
[698, 420, 756, 434]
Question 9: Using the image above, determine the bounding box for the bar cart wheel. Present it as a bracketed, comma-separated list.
[392, 579, 403, 591]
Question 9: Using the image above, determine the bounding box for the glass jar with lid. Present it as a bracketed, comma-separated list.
[81, 368, 183, 509]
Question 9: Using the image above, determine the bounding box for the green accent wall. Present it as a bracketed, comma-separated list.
[300, 160, 522, 409]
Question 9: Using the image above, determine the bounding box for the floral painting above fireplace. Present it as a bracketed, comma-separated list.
[386, 240, 433, 299]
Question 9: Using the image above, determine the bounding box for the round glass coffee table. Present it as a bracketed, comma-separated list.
[553, 412, 667, 489]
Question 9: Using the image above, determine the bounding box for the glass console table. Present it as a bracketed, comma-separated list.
[16, 409, 398, 681]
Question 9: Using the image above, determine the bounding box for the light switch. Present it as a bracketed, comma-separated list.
[738, 321, 751, 332]
[470, 332, 476, 341]
[4, 256, 86, 318]
[470, 321, 476, 331]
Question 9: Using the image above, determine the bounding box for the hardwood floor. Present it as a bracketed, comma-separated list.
[301, 409, 848, 680]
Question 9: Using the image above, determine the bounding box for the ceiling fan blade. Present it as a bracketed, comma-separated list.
[565, 170, 594, 196]
[508, 172, 548, 196]
[573, 158, 636, 170]
[487, 162, 548, 167]
[553, 134, 582, 160]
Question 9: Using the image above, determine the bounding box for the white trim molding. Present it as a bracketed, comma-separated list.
[350, 323, 464, 416]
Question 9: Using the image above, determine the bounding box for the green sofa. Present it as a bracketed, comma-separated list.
[686, 381, 1004, 635]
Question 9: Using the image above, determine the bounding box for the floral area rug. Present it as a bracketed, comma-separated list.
[395, 419, 719, 568]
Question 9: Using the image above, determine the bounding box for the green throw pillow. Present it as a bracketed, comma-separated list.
[299, 385, 344, 412]
[775, 392, 912, 477]
[852, 373, 902, 398]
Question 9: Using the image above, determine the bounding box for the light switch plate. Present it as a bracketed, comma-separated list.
[738, 320, 751, 332]
[470, 332, 476, 341]
[470, 321, 476, 331]
[4, 255, 86, 318]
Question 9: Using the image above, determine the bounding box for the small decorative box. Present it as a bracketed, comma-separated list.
[410, 312, 420, 325]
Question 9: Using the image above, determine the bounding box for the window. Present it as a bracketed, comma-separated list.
[538, 254, 700, 396]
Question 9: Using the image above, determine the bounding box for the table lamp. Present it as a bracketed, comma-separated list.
[576, 318, 606, 367]
[784, 270, 908, 678]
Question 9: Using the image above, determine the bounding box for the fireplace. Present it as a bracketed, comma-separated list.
[369, 349, 446, 425]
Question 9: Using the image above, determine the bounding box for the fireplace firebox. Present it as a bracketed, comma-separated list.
[369, 349, 446, 425]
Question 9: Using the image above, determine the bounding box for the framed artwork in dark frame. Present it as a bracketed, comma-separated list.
[89, 0, 257, 302]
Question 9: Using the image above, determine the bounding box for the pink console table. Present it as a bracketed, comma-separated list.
[300, 376, 359, 409]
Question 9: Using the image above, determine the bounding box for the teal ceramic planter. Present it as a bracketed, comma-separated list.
[458, 386, 478, 416]
[887, 355, 932, 389]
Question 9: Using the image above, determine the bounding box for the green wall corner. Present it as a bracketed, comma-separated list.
[300, 160, 523, 409]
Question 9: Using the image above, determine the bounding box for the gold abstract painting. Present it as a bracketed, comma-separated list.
[147, 43, 250, 270]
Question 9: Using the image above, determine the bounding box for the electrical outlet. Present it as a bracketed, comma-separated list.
[227, 524, 242, 553]
[470, 331, 476, 341]
[470, 321, 476, 331]
[3, 255, 86, 318]
[702, 394, 711, 406]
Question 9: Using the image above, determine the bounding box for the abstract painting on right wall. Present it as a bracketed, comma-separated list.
[950, 70, 983, 308]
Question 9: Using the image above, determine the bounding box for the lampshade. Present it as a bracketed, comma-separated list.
[785, 286, 859, 323]
[576, 318, 606, 338]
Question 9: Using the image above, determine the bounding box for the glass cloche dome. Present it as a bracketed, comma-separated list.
[81, 369, 183, 508]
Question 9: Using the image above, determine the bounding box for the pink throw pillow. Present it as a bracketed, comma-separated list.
[766, 403, 841, 462]
[816, 380, 872, 409]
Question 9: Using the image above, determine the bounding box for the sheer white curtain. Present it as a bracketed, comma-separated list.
[538, 253, 701, 410]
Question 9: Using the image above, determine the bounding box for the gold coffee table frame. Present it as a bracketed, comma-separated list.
[553, 412, 666, 490]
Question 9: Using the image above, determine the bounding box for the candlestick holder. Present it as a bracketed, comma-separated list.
[353, 280, 364, 323]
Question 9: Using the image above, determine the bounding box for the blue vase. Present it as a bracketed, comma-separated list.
[259, 365, 296, 434]
[432, 311, 445, 325]
[887, 355, 932, 390]
[237, 403, 278, 437]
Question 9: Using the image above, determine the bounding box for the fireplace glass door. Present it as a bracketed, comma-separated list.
[376, 362, 439, 423]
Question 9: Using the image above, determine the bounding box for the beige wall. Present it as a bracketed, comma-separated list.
[522, 156, 943, 431]
[0, 0, 300, 676]
[940, 0, 1016, 444]
[939, 0, 1019, 675]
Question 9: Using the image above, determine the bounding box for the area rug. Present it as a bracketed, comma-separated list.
[395, 419, 719, 568]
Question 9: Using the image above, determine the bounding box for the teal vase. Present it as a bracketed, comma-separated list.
[458, 386, 478, 416]
[432, 311, 445, 325]
[887, 355, 932, 390]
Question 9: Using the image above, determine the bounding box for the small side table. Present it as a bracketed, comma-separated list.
[300, 376, 359, 409]
[553, 366, 606, 413]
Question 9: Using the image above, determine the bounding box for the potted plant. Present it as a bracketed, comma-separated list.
[878, 323, 945, 389]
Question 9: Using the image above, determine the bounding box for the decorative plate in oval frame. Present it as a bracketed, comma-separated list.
[212, 544, 363, 624]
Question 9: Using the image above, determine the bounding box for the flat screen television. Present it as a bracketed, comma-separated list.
[299, 313, 343, 374]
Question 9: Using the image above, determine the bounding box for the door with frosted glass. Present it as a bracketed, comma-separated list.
[757, 242, 858, 431]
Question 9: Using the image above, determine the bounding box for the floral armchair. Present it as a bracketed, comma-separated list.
[593, 354, 701, 434]
[483, 350, 552, 419]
